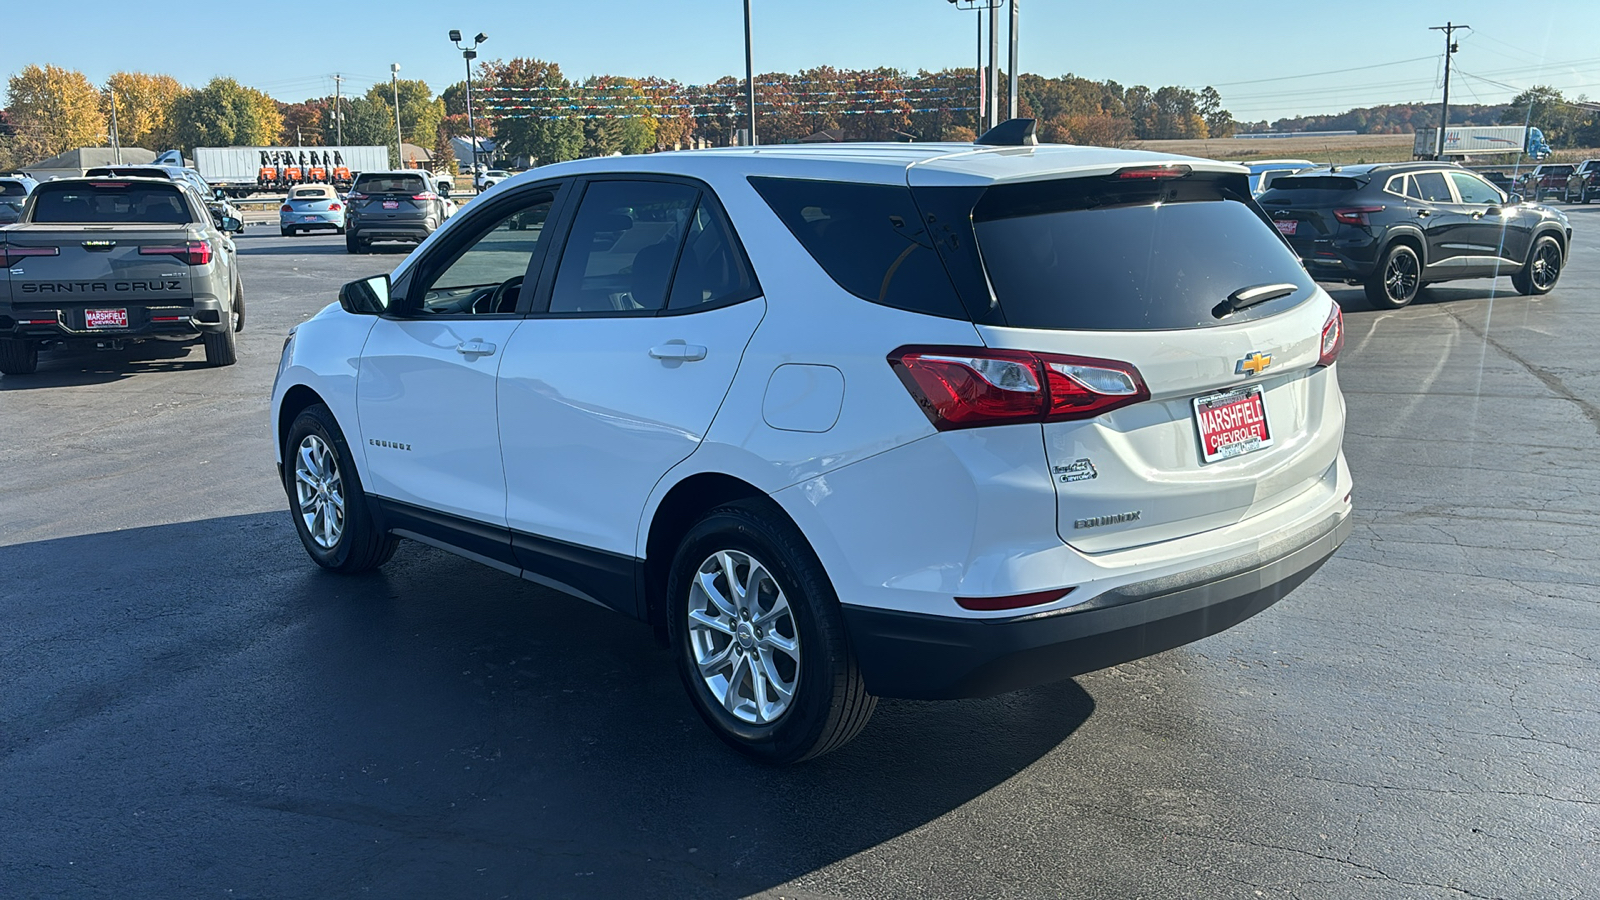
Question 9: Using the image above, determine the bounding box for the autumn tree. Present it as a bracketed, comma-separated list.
[6, 64, 106, 163]
[278, 98, 329, 145]
[170, 78, 282, 150]
[104, 72, 185, 151]
[1501, 86, 1583, 148]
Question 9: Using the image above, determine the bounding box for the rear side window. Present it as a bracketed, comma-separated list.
[355, 174, 426, 194]
[1, 181, 31, 197]
[30, 182, 193, 224]
[750, 177, 967, 320]
[970, 172, 1314, 331]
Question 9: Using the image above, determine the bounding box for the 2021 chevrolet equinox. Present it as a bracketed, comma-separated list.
[272, 126, 1353, 763]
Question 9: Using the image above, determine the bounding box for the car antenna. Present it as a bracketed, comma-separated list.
[1326, 144, 1339, 173]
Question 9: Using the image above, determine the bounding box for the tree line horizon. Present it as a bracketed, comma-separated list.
[2, 59, 1589, 173]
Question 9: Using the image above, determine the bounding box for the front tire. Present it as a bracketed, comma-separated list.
[667, 500, 875, 764]
[1364, 243, 1422, 309]
[1512, 235, 1563, 296]
[0, 339, 39, 375]
[284, 403, 397, 573]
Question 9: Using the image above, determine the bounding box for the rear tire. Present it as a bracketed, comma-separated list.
[202, 309, 238, 367]
[0, 339, 39, 375]
[667, 500, 876, 764]
[281, 227, 293, 237]
[284, 403, 398, 573]
[1512, 235, 1563, 296]
[345, 232, 362, 254]
[1364, 243, 1422, 309]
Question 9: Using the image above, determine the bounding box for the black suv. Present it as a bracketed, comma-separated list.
[344, 171, 448, 253]
[1258, 162, 1571, 308]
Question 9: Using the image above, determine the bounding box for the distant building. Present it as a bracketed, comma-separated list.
[450, 136, 495, 169]
[24, 146, 158, 181]
[399, 142, 433, 168]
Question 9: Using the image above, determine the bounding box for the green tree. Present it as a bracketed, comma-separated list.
[1501, 86, 1581, 147]
[1199, 86, 1235, 139]
[6, 64, 107, 163]
[364, 79, 444, 151]
[170, 77, 282, 150]
[104, 72, 185, 151]
[325, 95, 399, 161]
[480, 58, 583, 165]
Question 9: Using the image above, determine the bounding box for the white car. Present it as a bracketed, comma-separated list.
[271, 125, 1352, 763]
[476, 168, 512, 191]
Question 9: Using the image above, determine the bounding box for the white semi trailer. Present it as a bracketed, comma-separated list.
[194, 146, 392, 197]
[1413, 126, 1552, 161]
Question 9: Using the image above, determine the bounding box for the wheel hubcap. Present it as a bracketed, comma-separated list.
[686, 549, 799, 725]
[1532, 244, 1561, 290]
[294, 434, 345, 549]
[1386, 252, 1418, 301]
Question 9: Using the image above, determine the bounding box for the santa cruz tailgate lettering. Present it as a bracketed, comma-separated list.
[20, 280, 183, 294]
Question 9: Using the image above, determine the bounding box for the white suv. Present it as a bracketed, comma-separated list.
[272, 127, 1353, 763]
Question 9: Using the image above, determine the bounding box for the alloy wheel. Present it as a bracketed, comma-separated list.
[1385, 250, 1419, 302]
[1531, 242, 1562, 290]
[686, 549, 800, 725]
[294, 434, 345, 549]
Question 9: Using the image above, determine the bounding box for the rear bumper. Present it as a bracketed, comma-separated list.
[0, 298, 227, 340]
[348, 222, 431, 242]
[1288, 235, 1381, 282]
[841, 510, 1351, 700]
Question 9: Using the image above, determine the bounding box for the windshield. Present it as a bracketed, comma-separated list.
[29, 181, 194, 224]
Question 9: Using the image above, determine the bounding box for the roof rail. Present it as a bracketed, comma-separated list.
[975, 118, 1038, 147]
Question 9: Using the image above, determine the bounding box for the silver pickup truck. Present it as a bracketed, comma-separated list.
[0, 176, 245, 374]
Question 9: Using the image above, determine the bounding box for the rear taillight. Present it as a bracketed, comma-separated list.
[1318, 304, 1344, 367]
[889, 346, 1150, 431]
[140, 240, 211, 265]
[1115, 164, 1193, 180]
[280, 204, 292, 212]
[1333, 206, 1385, 226]
[0, 246, 59, 267]
[328, 202, 342, 211]
[412, 192, 439, 201]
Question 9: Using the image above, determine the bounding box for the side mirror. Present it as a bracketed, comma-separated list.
[1507, 192, 1524, 205]
[339, 274, 392, 316]
[214, 188, 226, 200]
[220, 216, 243, 233]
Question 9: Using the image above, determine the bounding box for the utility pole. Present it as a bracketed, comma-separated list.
[1008, 0, 1019, 122]
[988, 1, 1000, 129]
[391, 63, 404, 168]
[333, 74, 344, 146]
[744, 0, 757, 146]
[107, 88, 122, 164]
[1430, 21, 1468, 159]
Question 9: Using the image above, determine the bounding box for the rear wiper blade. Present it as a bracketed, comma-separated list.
[1214, 282, 1298, 319]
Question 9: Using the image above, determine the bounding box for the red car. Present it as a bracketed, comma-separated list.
[1562, 159, 1600, 203]
[1516, 164, 1575, 201]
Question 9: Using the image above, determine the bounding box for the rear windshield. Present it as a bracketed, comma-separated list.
[749, 177, 968, 319]
[1, 181, 29, 197]
[290, 187, 335, 199]
[355, 174, 426, 194]
[971, 172, 1315, 330]
[30, 182, 194, 224]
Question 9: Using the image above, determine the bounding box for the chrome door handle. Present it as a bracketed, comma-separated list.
[650, 343, 707, 362]
[456, 339, 497, 357]
[1416, 209, 1431, 218]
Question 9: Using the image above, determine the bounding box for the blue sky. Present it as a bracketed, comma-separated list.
[8, 0, 1598, 122]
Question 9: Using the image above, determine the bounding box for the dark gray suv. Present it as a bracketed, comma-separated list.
[345, 171, 448, 253]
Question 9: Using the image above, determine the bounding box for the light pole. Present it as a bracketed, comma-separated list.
[948, 0, 1006, 131]
[451, 30, 488, 180]
[390, 63, 404, 168]
[743, 1, 756, 146]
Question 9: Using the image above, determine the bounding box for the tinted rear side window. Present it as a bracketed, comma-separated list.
[1, 181, 30, 197]
[972, 172, 1314, 331]
[750, 177, 967, 320]
[30, 182, 194, 224]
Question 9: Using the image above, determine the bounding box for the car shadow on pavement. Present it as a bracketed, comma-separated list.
[0, 341, 209, 389]
[0, 512, 1094, 899]
[1328, 282, 1541, 314]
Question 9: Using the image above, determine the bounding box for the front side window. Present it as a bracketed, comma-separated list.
[547, 180, 698, 314]
[1449, 172, 1503, 205]
[412, 193, 554, 316]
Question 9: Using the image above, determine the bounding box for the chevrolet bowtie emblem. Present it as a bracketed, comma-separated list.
[1236, 352, 1272, 376]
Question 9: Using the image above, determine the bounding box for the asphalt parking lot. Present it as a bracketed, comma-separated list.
[2, 215, 1597, 899]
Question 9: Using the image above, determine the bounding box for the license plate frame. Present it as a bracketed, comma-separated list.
[1193, 384, 1273, 464]
[381, 200, 400, 210]
[1274, 219, 1298, 236]
[84, 308, 129, 329]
